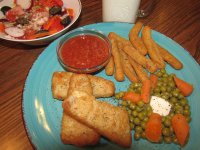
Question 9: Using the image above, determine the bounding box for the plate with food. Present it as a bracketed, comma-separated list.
[0, 0, 81, 45]
[23, 22, 200, 150]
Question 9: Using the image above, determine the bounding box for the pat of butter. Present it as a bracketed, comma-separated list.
[150, 96, 172, 116]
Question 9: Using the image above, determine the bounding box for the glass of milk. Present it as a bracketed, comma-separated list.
[102, 0, 155, 23]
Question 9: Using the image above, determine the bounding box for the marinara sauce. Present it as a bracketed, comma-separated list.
[60, 34, 110, 69]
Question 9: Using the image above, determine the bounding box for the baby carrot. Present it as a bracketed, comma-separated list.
[150, 74, 158, 89]
[122, 91, 141, 103]
[173, 76, 193, 96]
[171, 114, 190, 146]
[141, 79, 151, 103]
[145, 113, 162, 142]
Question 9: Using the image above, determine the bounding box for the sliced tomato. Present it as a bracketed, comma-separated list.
[6, 6, 25, 22]
[0, 23, 5, 33]
[43, 15, 64, 33]
[39, 0, 63, 7]
[23, 28, 36, 39]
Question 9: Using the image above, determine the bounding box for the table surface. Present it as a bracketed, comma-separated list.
[0, 0, 200, 149]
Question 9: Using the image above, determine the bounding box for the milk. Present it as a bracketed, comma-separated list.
[102, 0, 141, 23]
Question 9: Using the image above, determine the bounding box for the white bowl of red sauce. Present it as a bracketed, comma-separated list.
[57, 29, 111, 73]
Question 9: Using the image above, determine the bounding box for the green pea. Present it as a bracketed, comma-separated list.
[183, 109, 191, 116]
[141, 122, 146, 129]
[133, 118, 141, 125]
[186, 116, 192, 123]
[168, 82, 175, 88]
[127, 109, 132, 115]
[180, 99, 188, 106]
[157, 81, 162, 87]
[154, 87, 160, 93]
[136, 106, 143, 112]
[121, 100, 128, 106]
[129, 123, 135, 130]
[129, 116, 134, 123]
[166, 86, 172, 92]
[170, 97, 177, 104]
[164, 119, 171, 127]
[138, 112, 145, 120]
[156, 71, 162, 77]
[132, 110, 138, 117]
[160, 68, 166, 74]
[146, 105, 152, 111]
[160, 86, 167, 92]
[135, 126, 143, 133]
[133, 82, 142, 88]
[154, 92, 161, 97]
[163, 73, 168, 78]
[137, 101, 144, 107]
[172, 90, 179, 97]
[141, 132, 146, 139]
[184, 104, 190, 110]
[173, 136, 178, 144]
[169, 126, 174, 134]
[143, 117, 149, 122]
[134, 132, 141, 140]
[129, 103, 136, 110]
[178, 94, 184, 99]
[167, 76, 173, 82]
[127, 88, 134, 92]
[162, 128, 171, 136]
[162, 77, 168, 83]
[129, 84, 135, 89]
[164, 137, 172, 143]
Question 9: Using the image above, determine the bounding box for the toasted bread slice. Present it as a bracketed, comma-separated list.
[52, 72, 115, 100]
[51, 72, 73, 100]
[61, 113, 100, 146]
[88, 75, 115, 98]
[63, 90, 132, 148]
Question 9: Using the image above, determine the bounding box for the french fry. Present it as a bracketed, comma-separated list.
[123, 45, 157, 73]
[155, 42, 183, 69]
[129, 22, 147, 55]
[128, 56, 149, 82]
[142, 26, 166, 69]
[105, 56, 115, 76]
[110, 39, 125, 82]
[108, 32, 131, 47]
[118, 48, 138, 83]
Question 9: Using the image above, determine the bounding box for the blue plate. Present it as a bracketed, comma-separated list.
[23, 22, 200, 150]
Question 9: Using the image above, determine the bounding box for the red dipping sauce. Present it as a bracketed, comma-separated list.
[60, 34, 110, 69]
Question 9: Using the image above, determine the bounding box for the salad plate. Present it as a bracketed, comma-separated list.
[23, 22, 200, 150]
[0, 0, 82, 45]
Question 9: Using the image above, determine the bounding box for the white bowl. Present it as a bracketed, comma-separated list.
[0, 0, 82, 45]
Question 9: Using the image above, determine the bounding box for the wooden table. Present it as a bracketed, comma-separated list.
[0, 0, 199, 149]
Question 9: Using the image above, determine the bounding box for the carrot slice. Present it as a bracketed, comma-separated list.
[171, 114, 190, 146]
[145, 113, 162, 142]
[122, 91, 141, 103]
[141, 79, 151, 103]
[173, 76, 193, 96]
[150, 74, 158, 89]
[0, 23, 5, 32]
[29, 31, 51, 39]
[66, 8, 74, 18]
